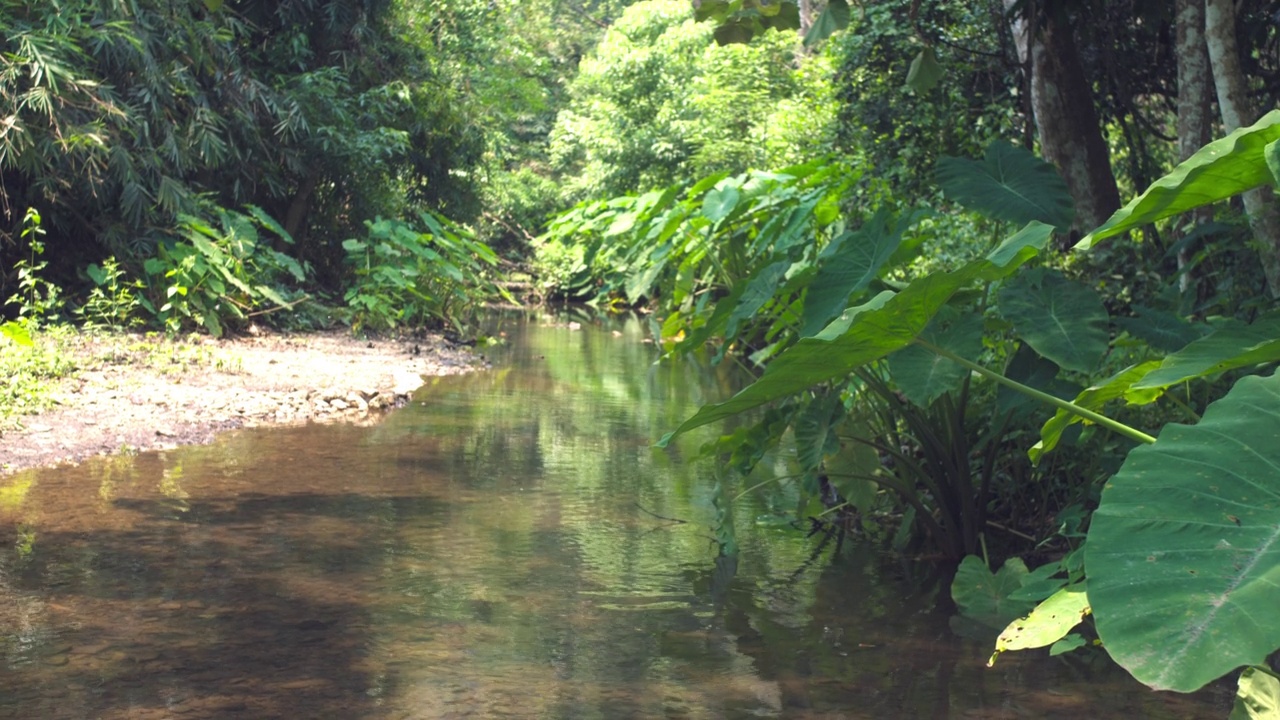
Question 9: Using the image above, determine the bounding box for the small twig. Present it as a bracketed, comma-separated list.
[481, 210, 538, 244]
[816, 501, 851, 518]
[246, 294, 312, 318]
[985, 519, 1037, 543]
[634, 502, 688, 524]
[731, 473, 801, 502]
[563, 0, 609, 29]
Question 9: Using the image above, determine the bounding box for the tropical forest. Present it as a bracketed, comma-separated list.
[3, 0, 1280, 716]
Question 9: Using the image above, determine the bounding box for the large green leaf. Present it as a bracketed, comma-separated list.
[996, 343, 1080, 422]
[906, 46, 943, 93]
[887, 311, 983, 407]
[935, 141, 1075, 232]
[763, 1, 802, 30]
[951, 555, 1035, 629]
[1077, 110, 1280, 250]
[723, 260, 791, 341]
[794, 391, 844, 474]
[657, 222, 1052, 444]
[1267, 140, 1280, 188]
[713, 21, 754, 45]
[997, 268, 1109, 374]
[702, 184, 742, 225]
[1131, 312, 1280, 391]
[825, 417, 880, 512]
[1114, 305, 1209, 353]
[1030, 360, 1162, 464]
[802, 0, 849, 47]
[801, 208, 904, 337]
[1086, 372, 1280, 692]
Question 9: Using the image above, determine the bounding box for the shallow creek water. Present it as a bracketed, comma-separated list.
[0, 313, 1227, 719]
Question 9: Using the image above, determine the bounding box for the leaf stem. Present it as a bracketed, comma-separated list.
[914, 338, 1157, 445]
[1162, 389, 1202, 423]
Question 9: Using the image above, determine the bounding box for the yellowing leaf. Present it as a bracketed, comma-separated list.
[988, 584, 1091, 667]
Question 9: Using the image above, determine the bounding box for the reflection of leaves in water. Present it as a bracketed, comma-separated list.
[15, 522, 36, 559]
[158, 459, 190, 511]
[710, 554, 738, 608]
[712, 478, 738, 557]
[94, 453, 139, 504]
[597, 601, 690, 611]
[0, 476, 34, 511]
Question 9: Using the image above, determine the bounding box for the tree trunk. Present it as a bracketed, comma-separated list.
[1175, 0, 1214, 293]
[284, 170, 321, 246]
[1205, 0, 1280, 297]
[1003, 1, 1121, 233]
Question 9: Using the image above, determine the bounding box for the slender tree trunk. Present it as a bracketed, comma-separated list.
[798, 0, 813, 38]
[1175, 0, 1214, 293]
[1003, 1, 1036, 150]
[1002, 1, 1121, 233]
[1205, 0, 1280, 296]
[284, 170, 321, 245]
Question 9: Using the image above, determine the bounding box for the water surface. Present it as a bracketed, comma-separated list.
[0, 313, 1227, 718]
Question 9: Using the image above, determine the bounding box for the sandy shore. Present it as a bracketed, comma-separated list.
[0, 328, 483, 475]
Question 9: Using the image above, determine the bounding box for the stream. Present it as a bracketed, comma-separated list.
[0, 312, 1225, 718]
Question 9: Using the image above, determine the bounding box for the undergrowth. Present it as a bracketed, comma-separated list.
[0, 324, 78, 430]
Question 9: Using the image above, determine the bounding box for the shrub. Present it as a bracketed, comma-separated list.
[343, 212, 507, 333]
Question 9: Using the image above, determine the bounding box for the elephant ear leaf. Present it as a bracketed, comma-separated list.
[988, 584, 1091, 667]
[1086, 372, 1280, 693]
[702, 183, 743, 225]
[1078, 109, 1280, 250]
[951, 555, 1035, 629]
[888, 310, 983, 407]
[801, 208, 905, 337]
[906, 46, 943, 93]
[935, 140, 1075, 232]
[803, 0, 850, 47]
[1130, 311, 1280, 392]
[997, 268, 1109, 374]
[1114, 305, 1209, 353]
[656, 221, 1052, 445]
[1267, 139, 1280, 187]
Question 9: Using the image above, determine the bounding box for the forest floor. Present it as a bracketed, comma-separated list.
[0, 327, 483, 476]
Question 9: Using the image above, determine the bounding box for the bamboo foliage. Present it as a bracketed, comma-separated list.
[0, 0, 477, 264]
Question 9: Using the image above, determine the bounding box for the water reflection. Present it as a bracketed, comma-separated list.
[0, 312, 1227, 718]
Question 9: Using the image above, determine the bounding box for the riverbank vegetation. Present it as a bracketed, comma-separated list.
[4, 0, 1280, 711]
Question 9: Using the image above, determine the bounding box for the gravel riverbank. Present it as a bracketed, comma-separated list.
[0, 329, 483, 475]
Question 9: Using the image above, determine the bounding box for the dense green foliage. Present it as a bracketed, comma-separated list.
[548, 0, 836, 203]
[343, 212, 508, 332]
[0, 0, 521, 337]
[5, 0, 1280, 712]
[0, 0, 476, 260]
[830, 0, 1019, 198]
[541, 35, 1280, 703]
[648, 110, 1280, 702]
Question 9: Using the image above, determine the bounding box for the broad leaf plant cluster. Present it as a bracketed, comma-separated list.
[543, 111, 1280, 710]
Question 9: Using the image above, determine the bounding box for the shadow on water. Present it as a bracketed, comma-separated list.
[0, 311, 1232, 719]
[1, 484, 462, 719]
